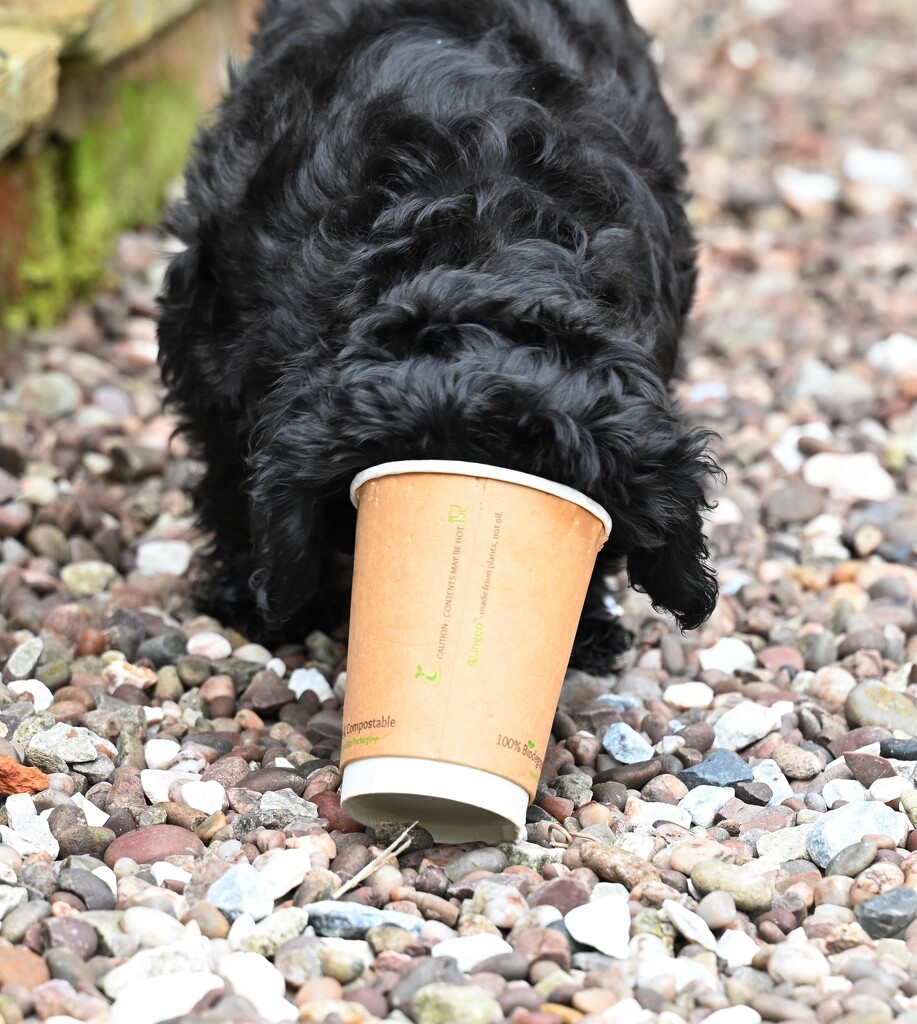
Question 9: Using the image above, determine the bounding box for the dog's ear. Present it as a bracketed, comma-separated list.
[623, 429, 720, 632]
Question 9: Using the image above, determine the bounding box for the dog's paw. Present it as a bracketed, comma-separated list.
[569, 613, 634, 675]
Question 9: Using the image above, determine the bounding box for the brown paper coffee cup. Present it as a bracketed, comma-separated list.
[338, 460, 610, 843]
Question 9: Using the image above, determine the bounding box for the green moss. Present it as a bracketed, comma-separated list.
[3, 151, 69, 333]
[64, 75, 201, 290]
[2, 72, 201, 331]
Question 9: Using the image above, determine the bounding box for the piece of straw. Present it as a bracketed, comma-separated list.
[331, 821, 419, 899]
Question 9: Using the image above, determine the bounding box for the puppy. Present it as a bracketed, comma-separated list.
[158, 0, 720, 673]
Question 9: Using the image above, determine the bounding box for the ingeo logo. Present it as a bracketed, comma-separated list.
[448, 504, 467, 523]
[415, 665, 441, 685]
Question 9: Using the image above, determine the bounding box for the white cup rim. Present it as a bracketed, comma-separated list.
[350, 459, 611, 536]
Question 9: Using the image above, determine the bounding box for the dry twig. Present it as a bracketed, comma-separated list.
[332, 821, 419, 899]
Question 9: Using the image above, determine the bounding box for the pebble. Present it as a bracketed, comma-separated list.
[431, 933, 514, 971]
[563, 892, 631, 958]
[806, 803, 909, 868]
[3, 637, 43, 680]
[853, 887, 917, 938]
[186, 631, 233, 660]
[602, 723, 654, 763]
[678, 750, 754, 789]
[679, 785, 735, 826]
[663, 681, 714, 709]
[713, 702, 790, 751]
[135, 540, 194, 576]
[218, 951, 297, 1022]
[699, 638, 757, 675]
[826, 841, 878, 877]
[60, 560, 118, 596]
[755, 823, 814, 862]
[663, 899, 717, 951]
[288, 667, 335, 702]
[413, 982, 503, 1024]
[690, 861, 774, 913]
[0, 793, 60, 858]
[773, 744, 822, 780]
[109, 971, 224, 1024]
[768, 943, 831, 984]
[305, 901, 424, 938]
[206, 864, 275, 922]
[697, 891, 736, 930]
[845, 680, 917, 734]
[803, 453, 896, 502]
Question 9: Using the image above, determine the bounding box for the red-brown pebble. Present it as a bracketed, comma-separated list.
[103, 824, 205, 867]
[311, 792, 364, 832]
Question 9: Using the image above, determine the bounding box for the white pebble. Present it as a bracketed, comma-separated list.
[751, 759, 794, 806]
[92, 865, 118, 896]
[150, 862, 192, 887]
[869, 775, 913, 805]
[843, 147, 913, 189]
[803, 452, 896, 503]
[233, 643, 273, 664]
[123, 907, 186, 947]
[288, 666, 334, 702]
[868, 332, 917, 377]
[703, 1008, 762, 1024]
[180, 780, 226, 815]
[714, 700, 789, 751]
[663, 681, 714, 710]
[7, 679, 53, 711]
[603, 1000, 655, 1024]
[144, 739, 181, 770]
[602, 722, 654, 764]
[679, 786, 735, 828]
[636, 953, 721, 992]
[663, 899, 717, 952]
[109, 972, 223, 1024]
[252, 847, 313, 899]
[71, 793, 110, 828]
[0, 793, 59, 859]
[139, 769, 199, 804]
[821, 779, 867, 806]
[699, 637, 756, 675]
[774, 166, 840, 216]
[625, 796, 691, 829]
[266, 657, 287, 678]
[768, 942, 830, 984]
[217, 951, 297, 1022]
[136, 540, 193, 576]
[716, 928, 760, 969]
[186, 631, 232, 660]
[564, 892, 631, 959]
[431, 933, 513, 972]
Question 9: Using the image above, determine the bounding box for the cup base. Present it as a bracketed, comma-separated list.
[340, 756, 528, 845]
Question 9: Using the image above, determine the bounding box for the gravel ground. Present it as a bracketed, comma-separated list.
[2, 1, 917, 1023]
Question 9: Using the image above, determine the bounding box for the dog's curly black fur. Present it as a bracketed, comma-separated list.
[158, 0, 720, 673]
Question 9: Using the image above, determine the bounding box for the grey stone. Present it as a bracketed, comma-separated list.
[205, 864, 275, 923]
[677, 750, 754, 790]
[303, 901, 424, 939]
[601, 723, 654, 764]
[825, 841, 878, 878]
[854, 887, 917, 939]
[388, 957, 466, 1015]
[3, 636, 43, 681]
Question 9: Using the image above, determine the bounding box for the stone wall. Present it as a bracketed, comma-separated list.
[0, 0, 259, 335]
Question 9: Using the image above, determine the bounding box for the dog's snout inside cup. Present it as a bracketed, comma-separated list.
[338, 460, 610, 844]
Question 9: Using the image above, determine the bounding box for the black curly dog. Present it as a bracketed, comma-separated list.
[158, 0, 719, 673]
